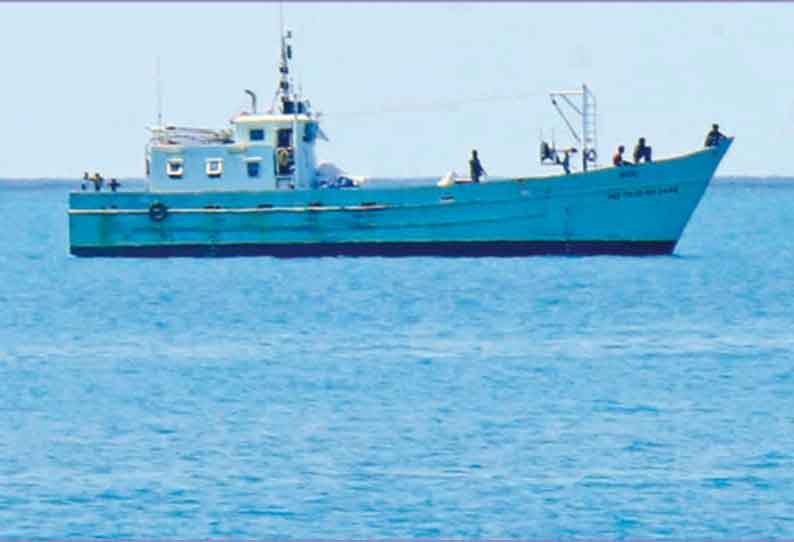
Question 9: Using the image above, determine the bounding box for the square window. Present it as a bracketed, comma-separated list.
[206, 158, 223, 178]
[277, 129, 292, 147]
[166, 159, 183, 178]
[247, 161, 260, 178]
[250, 128, 265, 141]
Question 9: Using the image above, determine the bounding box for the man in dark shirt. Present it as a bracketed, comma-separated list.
[556, 148, 575, 175]
[633, 137, 652, 163]
[90, 172, 104, 192]
[560, 150, 570, 175]
[705, 124, 725, 147]
[469, 150, 486, 183]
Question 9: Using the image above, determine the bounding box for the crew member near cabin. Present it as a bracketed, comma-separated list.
[612, 145, 631, 167]
[633, 137, 652, 163]
[469, 150, 486, 183]
[90, 172, 104, 192]
[705, 123, 725, 147]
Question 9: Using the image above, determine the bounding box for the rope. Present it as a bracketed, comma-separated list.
[324, 90, 544, 118]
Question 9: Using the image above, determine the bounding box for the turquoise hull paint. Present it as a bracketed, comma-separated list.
[69, 139, 732, 257]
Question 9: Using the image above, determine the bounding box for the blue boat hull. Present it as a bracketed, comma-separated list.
[68, 139, 731, 258]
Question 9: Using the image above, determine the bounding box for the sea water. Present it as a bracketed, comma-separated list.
[0, 179, 793, 538]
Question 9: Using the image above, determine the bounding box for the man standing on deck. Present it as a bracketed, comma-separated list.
[90, 172, 104, 191]
[469, 150, 486, 183]
[556, 148, 575, 175]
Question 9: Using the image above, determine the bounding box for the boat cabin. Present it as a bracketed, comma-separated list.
[147, 112, 321, 192]
[145, 31, 324, 193]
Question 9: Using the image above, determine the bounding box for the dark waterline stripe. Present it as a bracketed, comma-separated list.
[70, 241, 677, 258]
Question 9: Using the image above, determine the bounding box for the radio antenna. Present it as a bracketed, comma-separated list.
[156, 56, 163, 127]
[279, 1, 284, 41]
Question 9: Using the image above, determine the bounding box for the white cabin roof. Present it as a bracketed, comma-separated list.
[232, 113, 314, 125]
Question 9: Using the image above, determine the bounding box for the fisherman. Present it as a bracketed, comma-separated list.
[704, 123, 725, 147]
[109, 178, 121, 192]
[469, 149, 486, 183]
[90, 172, 104, 192]
[556, 148, 575, 175]
[633, 137, 652, 163]
[81, 171, 89, 191]
[612, 145, 631, 167]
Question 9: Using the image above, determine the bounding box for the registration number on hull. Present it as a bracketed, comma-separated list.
[608, 185, 679, 201]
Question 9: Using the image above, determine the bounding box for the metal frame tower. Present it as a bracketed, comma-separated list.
[549, 84, 598, 171]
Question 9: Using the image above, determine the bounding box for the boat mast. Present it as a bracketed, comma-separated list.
[273, 2, 293, 114]
[291, 37, 299, 189]
[273, 4, 304, 188]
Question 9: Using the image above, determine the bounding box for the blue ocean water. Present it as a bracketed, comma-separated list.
[0, 178, 793, 538]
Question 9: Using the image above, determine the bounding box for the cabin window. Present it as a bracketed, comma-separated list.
[277, 128, 292, 148]
[206, 158, 224, 178]
[166, 159, 184, 178]
[250, 128, 265, 141]
[246, 157, 262, 178]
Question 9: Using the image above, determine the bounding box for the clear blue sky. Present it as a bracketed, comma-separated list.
[1, 2, 791, 179]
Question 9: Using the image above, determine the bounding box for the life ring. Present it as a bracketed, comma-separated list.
[148, 201, 168, 222]
[277, 148, 292, 169]
[586, 149, 598, 162]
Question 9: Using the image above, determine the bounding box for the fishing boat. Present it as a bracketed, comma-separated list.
[68, 31, 732, 258]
